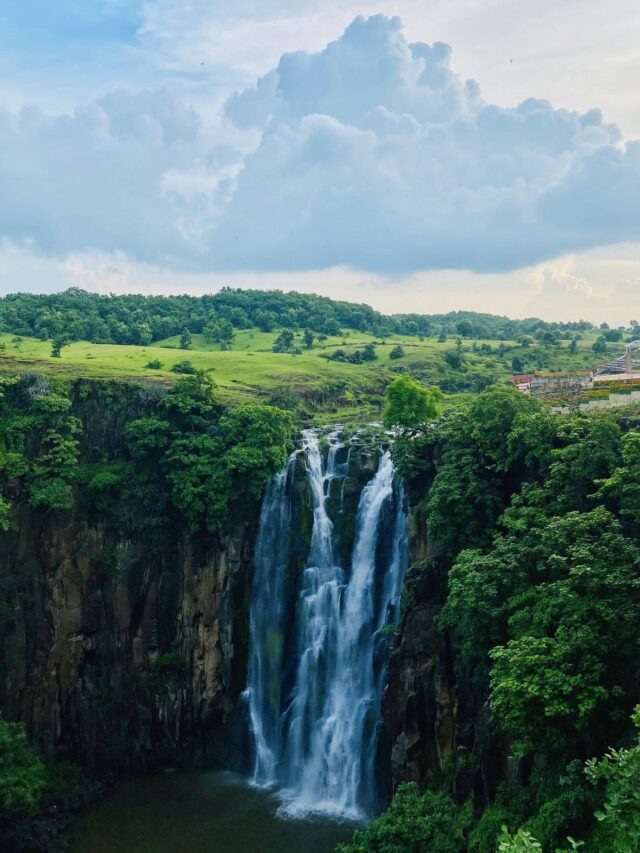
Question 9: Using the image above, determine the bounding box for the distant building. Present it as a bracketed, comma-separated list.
[508, 373, 536, 393]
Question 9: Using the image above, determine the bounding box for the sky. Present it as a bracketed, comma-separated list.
[1, 1, 640, 323]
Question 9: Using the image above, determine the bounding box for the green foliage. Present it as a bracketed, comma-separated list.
[426, 433, 503, 555]
[170, 359, 197, 374]
[203, 318, 234, 349]
[383, 375, 442, 430]
[362, 342, 377, 362]
[272, 329, 295, 353]
[595, 431, 640, 523]
[337, 784, 472, 853]
[389, 345, 405, 360]
[179, 328, 192, 350]
[43, 762, 82, 795]
[444, 349, 464, 369]
[126, 374, 293, 532]
[467, 385, 538, 471]
[496, 826, 542, 852]
[146, 359, 162, 369]
[0, 717, 46, 817]
[489, 508, 640, 759]
[50, 337, 68, 358]
[388, 390, 640, 853]
[585, 707, 640, 852]
[0, 288, 596, 346]
[156, 653, 184, 674]
[29, 420, 81, 510]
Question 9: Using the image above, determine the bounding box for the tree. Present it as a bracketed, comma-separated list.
[255, 310, 277, 332]
[511, 356, 525, 374]
[179, 328, 192, 350]
[585, 707, 640, 852]
[50, 337, 68, 358]
[303, 329, 315, 349]
[569, 338, 578, 354]
[362, 342, 377, 361]
[456, 320, 474, 338]
[444, 350, 463, 369]
[389, 345, 405, 360]
[383, 376, 442, 431]
[272, 329, 295, 353]
[489, 509, 640, 759]
[592, 336, 607, 355]
[595, 431, 640, 523]
[204, 319, 234, 349]
[603, 328, 623, 342]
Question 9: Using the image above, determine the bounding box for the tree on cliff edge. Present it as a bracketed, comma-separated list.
[383, 375, 442, 431]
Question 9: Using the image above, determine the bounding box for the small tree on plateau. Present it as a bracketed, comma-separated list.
[383, 375, 442, 431]
[179, 328, 192, 350]
[50, 337, 68, 358]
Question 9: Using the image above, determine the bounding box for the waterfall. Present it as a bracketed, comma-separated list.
[246, 428, 408, 820]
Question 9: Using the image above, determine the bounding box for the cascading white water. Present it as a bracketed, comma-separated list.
[246, 428, 408, 820]
[246, 465, 294, 787]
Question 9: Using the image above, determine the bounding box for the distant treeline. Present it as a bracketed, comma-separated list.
[0, 287, 598, 346]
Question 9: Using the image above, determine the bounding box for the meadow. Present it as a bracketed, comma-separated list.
[0, 326, 612, 421]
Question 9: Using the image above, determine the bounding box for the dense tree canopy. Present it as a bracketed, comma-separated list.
[383, 375, 442, 430]
[354, 386, 640, 853]
[0, 287, 602, 346]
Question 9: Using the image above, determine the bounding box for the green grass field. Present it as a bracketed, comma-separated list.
[0, 327, 614, 421]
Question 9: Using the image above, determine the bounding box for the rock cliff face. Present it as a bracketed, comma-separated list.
[0, 381, 259, 772]
[0, 388, 459, 802]
[382, 504, 498, 808]
[382, 507, 454, 787]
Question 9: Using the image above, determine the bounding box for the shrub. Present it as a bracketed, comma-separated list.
[337, 785, 472, 853]
[0, 718, 46, 817]
[170, 360, 197, 374]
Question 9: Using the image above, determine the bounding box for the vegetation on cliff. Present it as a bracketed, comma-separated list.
[0, 372, 292, 536]
[0, 289, 631, 420]
[342, 384, 640, 852]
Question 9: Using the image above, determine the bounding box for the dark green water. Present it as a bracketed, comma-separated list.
[71, 771, 355, 853]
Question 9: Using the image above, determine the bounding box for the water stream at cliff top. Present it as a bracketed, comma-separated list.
[246, 428, 408, 820]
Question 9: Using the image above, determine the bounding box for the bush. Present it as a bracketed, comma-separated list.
[146, 359, 162, 369]
[389, 345, 405, 360]
[337, 785, 472, 853]
[0, 718, 46, 817]
[170, 360, 197, 374]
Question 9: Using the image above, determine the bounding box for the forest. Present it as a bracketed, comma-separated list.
[342, 379, 640, 852]
[0, 288, 598, 346]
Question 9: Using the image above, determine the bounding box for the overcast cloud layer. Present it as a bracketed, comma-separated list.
[1, 13, 639, 278]
[1, 4, 640, 323]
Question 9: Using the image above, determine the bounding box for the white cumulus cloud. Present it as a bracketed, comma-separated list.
[209, 14, 639, 273]
[1, 14, 640, 277]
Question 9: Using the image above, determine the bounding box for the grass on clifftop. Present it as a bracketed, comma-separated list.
[0, 327, 610, 422]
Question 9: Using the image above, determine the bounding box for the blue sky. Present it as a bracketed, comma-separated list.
[1, 1, 640, 322]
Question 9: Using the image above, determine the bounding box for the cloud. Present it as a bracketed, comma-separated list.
[209, 14, 639, 273]
[0, 88, 206, 264]
[1, 14, 640, 278]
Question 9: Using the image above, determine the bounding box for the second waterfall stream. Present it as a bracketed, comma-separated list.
[246, 428, 408, 820]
